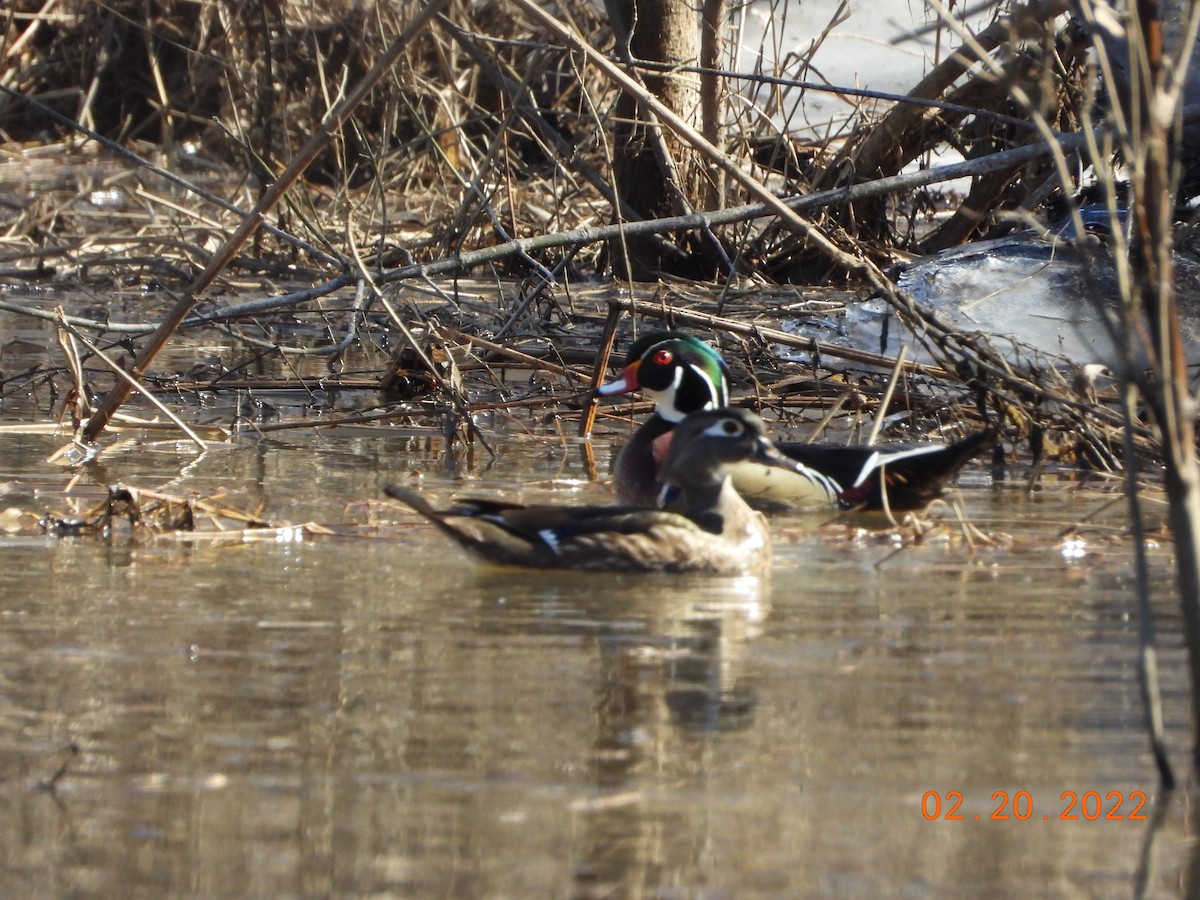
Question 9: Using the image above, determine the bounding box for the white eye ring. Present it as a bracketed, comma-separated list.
[702, 418, 743, 439]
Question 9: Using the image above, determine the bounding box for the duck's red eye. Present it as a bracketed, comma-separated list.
[652, 348, 674, 365]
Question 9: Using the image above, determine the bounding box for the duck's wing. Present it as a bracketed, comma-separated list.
[777, 428, 995, 511]
[385, 484, 709, 569]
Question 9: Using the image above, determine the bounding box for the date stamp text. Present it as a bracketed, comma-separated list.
[921, 790, 1148, 821]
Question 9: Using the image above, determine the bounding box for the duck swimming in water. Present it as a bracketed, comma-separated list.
[386, 408, 803, 574]
[597, 330, 992, 511]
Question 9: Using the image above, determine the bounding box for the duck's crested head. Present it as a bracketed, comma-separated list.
[664, 406, 801, 478]
[596, 331, 730, 422]
[657, 407, 800, 516]
[616, 330, 709, 369]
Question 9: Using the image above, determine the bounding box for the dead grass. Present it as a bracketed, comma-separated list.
[0, 0, 1182, 477]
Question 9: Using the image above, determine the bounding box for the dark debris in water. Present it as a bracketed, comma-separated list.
[2, 482, 272, 539]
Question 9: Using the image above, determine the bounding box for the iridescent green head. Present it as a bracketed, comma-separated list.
[596, 331, 731, 423]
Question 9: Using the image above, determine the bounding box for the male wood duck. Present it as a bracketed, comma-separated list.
[385, 408, 801, 574]
[597, 330, 993, 511]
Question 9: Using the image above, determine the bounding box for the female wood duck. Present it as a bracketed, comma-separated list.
[597, 330, 993, 511]
[385, 408, 802, 574]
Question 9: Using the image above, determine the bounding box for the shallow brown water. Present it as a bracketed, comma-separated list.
[0, 419, 1195, 898]
[0, 266, 1194, 896]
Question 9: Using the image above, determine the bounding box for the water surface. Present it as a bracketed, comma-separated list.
[0, 422, 1192, 898]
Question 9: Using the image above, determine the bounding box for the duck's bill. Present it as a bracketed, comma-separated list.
[752, 438, 808, 473]
[596, 362, 641, 396]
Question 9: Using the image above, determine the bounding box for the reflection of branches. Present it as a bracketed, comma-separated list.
[34, 742, 80, 794]
[0, 739, 79, 810]
[1133, 789, 1178, 898]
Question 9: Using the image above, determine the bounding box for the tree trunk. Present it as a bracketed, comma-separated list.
[607, 0, 714, 279]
